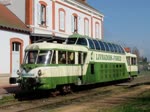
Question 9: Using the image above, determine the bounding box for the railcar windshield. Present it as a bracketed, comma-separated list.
[37, 50, 52, 64]
[24, 50, 52, 64]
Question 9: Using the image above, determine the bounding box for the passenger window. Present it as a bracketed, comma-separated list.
[66, 38, 77, 44]
[78, 52, 87, 64]
[51, 50, 56, 64]
[126, 57, 130, 65]
[99, 41, 105, 51]
[108, 43, 115, 52]
[68, 52, 75, 64]
[93, 40, 100, 50]
[103, 42, 110, 51]
[120, 46, 125, 53]
[58, 51, 66, 64]
[88, 39, 95, 49]
[131, 57, 136, 65]
[116, 45, 122, 53]
[76, 38, 87, 46]
[112, 44, 118, 52]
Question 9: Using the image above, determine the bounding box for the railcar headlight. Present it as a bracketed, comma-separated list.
[38, 69, 42, 76]
[17, 70, 21, 76]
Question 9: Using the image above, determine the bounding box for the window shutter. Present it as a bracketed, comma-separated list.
[60, 11, 64, 30]
[78, 17, 80, 34]
[71, 15, 74, 32]
[96, 23, 99, 38]
[85, 19, 89, 36]
[46, 6, 50, 26]
[37, 3, 41, 24]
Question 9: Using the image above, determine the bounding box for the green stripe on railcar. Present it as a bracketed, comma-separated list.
[39, 76, 78, 89]
[38, 62, 129, 89]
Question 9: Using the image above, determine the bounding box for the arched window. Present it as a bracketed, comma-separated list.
[59, 8, 66, 32]
[37, 1, 49, 26]
[95, 22, 100, 38]
[84, 18, 89, 36]
[71, 13, 78, 33]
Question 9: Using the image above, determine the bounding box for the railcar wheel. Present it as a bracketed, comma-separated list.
[128, 76, 134, 82]
[51, 89, 60, 96]
[60, 85, 72, 95]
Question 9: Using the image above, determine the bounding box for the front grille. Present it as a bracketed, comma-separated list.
[26, 78, 36, 85]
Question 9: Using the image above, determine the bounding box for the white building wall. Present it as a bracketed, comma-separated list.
[33, 0, 53, 35]
[6, 0, 103, 39]
[31, 0, 103, 39]
[0, 30, 29, 74]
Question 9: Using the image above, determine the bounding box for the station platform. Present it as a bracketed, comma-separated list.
[0, 76, 20, 97]
[0, 76, 10, 87]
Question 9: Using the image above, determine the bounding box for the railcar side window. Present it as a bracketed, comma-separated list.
[51, 50, 56, 64]
[88, 39, 95, 49]
[78, 52, 87, 64]
[120, 46, 125, 53]
[103, 42, 110, 51]
[98, 41, 105, 51]
[68, 52, 75, 64]
[76, 38, 87, 46]
[108, 43, 115, 52]
[116, 45, 122, 53]
[126, 57, 130, 65]
[37, 51, 51, 64]
[131, 57, 137, 65]
[58, 51, 66, 64]
[66, 38, 77, 44]
[93, 40, 100, 50]
[112, 44, 118, 53]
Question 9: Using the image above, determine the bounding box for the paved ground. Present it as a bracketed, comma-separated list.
[0, 76, 20, 97]
[0, 76, 9, 87]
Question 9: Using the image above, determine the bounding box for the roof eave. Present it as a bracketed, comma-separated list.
[0, 25, 30, 34]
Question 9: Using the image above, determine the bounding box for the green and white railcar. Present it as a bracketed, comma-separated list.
[9, 35, 138, 90]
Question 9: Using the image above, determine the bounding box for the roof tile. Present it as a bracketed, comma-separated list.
[75, 0, 100, 13]
[0, 4, 29, 33]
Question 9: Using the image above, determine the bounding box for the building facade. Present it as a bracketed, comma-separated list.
[0, 4, 30, 84]
[7, 0, 104, 42]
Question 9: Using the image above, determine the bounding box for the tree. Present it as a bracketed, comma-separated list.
[132, 47, 140, 60]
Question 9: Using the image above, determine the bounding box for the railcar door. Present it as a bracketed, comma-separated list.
[77, 52, 87, 85]
[127, 56, 131, 74]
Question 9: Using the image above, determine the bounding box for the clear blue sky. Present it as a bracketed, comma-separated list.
[87, 0, 150, 61]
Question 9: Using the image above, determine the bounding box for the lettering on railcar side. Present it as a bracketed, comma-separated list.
[96, 54, 121, 61]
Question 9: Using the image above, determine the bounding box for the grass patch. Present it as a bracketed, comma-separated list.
[140, 70, 150, 76]
[0, 95, 15, 105]
[106, 90, 150, 112]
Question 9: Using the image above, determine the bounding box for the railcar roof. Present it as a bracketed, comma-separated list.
[126, 52, 137, 57]
[25, 42, 88, 52]
[68, 34, 125, 54]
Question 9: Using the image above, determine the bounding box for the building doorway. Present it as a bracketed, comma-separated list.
[12, 42, 20, 77]
[10, 38, 23, 77]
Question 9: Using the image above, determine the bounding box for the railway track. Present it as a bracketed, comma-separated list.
[0, 75, 150, 112]
[0, 85, 117, 112]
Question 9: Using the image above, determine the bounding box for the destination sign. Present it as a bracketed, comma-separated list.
[96, 54, 121, 61]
